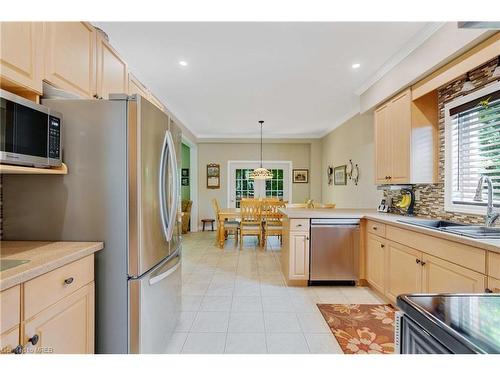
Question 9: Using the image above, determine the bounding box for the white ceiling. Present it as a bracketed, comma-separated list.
[95, 22, 439, 138]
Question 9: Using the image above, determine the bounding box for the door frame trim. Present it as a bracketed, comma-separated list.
[226, 160, 293, 207]
[181, 136, 198, 232]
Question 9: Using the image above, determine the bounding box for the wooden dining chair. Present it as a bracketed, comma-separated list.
[262, 201, 286, 249]
[239, 199, 262, 248]
[211, 198, 239, 245]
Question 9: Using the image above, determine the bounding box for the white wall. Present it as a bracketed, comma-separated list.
[197, 141, 318, 224]
[321, 113, 382, 208]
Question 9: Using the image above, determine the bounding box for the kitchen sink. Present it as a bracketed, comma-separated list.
[398, 219, 500, 239]
[0, 259, 30, 272]
[440, 226, 500, 239]
[398, 219, 466, 229]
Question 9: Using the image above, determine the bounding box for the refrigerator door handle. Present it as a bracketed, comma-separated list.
[149, 252, 181, 286]
[158, 130, 169, 241]
[165, 130, 179, 242]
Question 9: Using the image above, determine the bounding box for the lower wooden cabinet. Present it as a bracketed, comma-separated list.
[366, 233, 386, 293]
[421, 254, 486, 294]
[365, 222, 494, 302]
[0, 326, 20, 355]
[0, 255, 95, 355]
[289, 232, 309, 280]
[487, 277, 500, 293]
[24, 282, 94, 354]
[385, 241, 422, 302]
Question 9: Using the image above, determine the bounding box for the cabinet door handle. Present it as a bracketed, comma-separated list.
[485, 288, 493, 293]
[11, 345, 23, 354]
[421, 261, 426, 266]
[415, 259, 421, 264]
[64, 277, 74, 285]
[28, 334, 39, 346]
[380, 244, 385, 248]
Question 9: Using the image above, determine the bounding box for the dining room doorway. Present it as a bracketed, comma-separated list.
[227, 161, 292, 208]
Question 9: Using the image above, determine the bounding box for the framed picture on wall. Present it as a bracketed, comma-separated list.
[292, 169, 309, 183]
[207, 163, 220, 189]
[334, 165, 347, 185]
[181, 177, 190, 186]
[181, 168, 189, 177]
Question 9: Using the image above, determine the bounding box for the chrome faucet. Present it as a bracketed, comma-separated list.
[474, 175, 500, 227]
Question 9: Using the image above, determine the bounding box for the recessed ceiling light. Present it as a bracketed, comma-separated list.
[352, 63, 361, 69]
[179, 60, 188, 67]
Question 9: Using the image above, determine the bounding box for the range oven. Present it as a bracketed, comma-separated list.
[0, 89, 62, 168]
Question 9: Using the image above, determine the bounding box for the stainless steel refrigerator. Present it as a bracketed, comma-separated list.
[3, 94, 182, 354]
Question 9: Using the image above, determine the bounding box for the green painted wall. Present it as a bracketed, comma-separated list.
[181, 143, 191, 201]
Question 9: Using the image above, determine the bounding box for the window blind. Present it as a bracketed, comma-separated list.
[450, 92, 500, 206]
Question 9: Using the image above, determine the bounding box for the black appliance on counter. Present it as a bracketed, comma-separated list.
[395, 294, 500, 354]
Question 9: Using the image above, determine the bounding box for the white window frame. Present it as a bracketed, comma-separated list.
[444, 81, 500, 215]
[227, 160, 293, 208]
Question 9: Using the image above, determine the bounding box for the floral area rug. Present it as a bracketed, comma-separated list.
[317, 304, 396, 354]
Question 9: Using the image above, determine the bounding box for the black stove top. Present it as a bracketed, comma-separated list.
[398, 294, 500, 354]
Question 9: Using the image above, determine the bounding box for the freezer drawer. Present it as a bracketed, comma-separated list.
[128, 250, 181, 353]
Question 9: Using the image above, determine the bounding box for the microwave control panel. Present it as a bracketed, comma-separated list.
[48, 115, 61, 159]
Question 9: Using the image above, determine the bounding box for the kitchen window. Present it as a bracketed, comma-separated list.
[444, 81, 500, 215]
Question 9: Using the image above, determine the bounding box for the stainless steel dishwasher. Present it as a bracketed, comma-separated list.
[309, 218, 360, 284]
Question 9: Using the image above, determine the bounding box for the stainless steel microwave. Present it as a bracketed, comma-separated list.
[0, 89, 62, 168]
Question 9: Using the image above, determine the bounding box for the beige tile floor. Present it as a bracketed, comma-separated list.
[167, 231, 385, 354]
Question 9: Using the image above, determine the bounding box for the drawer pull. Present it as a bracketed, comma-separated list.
[11, 345, 23, 354]
[380, 244, 385, 248]
[421, 261, 426, 266]
[372, 226, 377, 230]
[64, 277, 74, 285]
[297, 224, 302, 227]
[416, 259, 421, 264]
[28, 334, 39, 346]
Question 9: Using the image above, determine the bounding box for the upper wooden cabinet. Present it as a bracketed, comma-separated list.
[96, 33, 128, 99]
[44, 22, 97, 99]
[128, 73, 149, 98]
[0, 22, 43, 94]
[374, 89, 438, 184]
[374, 103, 392, 184]
[148, 92, 166, 112]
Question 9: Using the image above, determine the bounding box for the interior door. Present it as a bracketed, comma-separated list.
[130, 96, 171, 277]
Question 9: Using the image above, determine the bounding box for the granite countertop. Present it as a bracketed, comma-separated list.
[279, 208, 500, 253]
[0, 241, 104, 291]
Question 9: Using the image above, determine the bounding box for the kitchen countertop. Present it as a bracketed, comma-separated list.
[0, 241, 104, 291]
[280, 208, 500, 253]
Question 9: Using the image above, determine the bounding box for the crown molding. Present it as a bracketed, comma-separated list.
[355, 22, 445, 96]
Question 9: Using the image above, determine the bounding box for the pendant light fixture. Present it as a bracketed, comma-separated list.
[250, 120, 273, 180]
